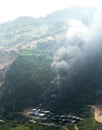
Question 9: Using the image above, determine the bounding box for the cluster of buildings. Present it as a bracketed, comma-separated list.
[28, 108, 82, 124]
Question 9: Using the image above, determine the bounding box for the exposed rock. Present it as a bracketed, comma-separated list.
[0, 47, 19, 85]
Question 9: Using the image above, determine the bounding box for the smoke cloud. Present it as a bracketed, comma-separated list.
[51, 10, 102, 92]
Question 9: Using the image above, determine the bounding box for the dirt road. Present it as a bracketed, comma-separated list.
[75, 125, 78, 130]
[92, 105, 102, 123]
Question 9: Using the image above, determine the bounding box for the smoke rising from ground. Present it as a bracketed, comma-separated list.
[51, 10, 102, 90]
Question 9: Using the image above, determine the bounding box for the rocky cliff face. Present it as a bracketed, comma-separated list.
[0, 47, 19, 85]
[0, 41, 38, 86]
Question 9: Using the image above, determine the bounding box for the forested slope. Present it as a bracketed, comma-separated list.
[0, 7, 101, 117]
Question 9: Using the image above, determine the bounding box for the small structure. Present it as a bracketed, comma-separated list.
[27, 107, 82, 124]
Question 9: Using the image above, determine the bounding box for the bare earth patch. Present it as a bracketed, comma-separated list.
[92, 105, 102, 123]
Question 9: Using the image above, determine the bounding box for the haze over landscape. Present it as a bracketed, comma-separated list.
[0, 0, 102, 23]
[0, 0, 102, 130]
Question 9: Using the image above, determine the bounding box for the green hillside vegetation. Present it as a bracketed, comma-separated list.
[0, 16, 66, 47]
[66, 118, 102, 130]
[0, 7, 95, 46]
[0, 122, 47, 130]
[0, 7, 99, 118]
[78, 118, 102, 130]
[0, 41, 55, 113]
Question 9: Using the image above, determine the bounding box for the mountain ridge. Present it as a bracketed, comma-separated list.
[0, 7, 100, 117]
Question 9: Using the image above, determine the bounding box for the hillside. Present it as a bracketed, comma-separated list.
[0, 6, 101, 119]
